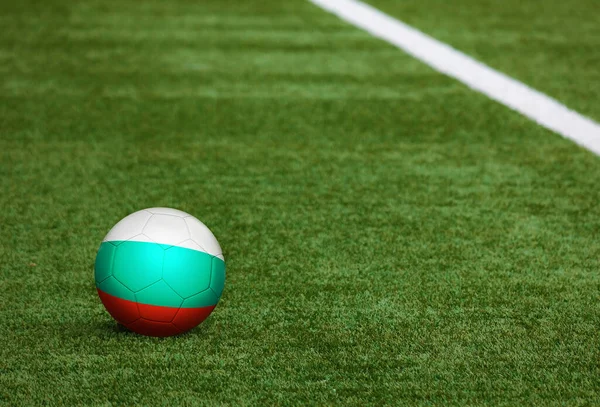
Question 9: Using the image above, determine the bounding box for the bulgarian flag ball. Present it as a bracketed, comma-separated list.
[95, 208, 225, 337]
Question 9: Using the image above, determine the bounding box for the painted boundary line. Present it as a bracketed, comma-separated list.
[309, 0, 600, 156]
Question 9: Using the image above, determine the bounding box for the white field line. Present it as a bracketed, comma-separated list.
[309, 0, 600, 156]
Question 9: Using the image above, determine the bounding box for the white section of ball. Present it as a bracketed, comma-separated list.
[102, 208, 223, 258]
[102, 210, 152, 242]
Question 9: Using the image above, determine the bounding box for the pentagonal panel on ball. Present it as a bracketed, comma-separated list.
[103, 210, 152, 244]
[163, 246, 212, 298]
[143, 214, 189, 246]
[112, 241, 164, 292]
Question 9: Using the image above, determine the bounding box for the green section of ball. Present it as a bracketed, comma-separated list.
[163, 245, 212, 298]
[182, 288, 219, 308]
[94, 242, 116, 283]
[211, 256, 226, 298]
[136, 280, 183, 308]
[97, 276, 135, 302]
[94, 240, 223, 308]
[113, 241, 164, 292]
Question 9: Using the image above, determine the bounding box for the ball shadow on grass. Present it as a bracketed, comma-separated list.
[101, 319, 214, 338]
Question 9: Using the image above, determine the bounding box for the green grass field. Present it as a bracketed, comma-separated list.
[1, 0, 599, 405]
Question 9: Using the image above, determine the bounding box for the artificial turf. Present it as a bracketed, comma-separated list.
[1, 0, 599, 405]
[366, 0, 600, 121]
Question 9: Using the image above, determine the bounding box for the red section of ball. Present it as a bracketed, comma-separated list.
[97, 288, 139, 324]
[97, 289, 217, 337]
[172, 305, 216, 332]
[137, 302, 179, 322]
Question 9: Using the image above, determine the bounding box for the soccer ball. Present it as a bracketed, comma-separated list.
[94, 208, 225, 337]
